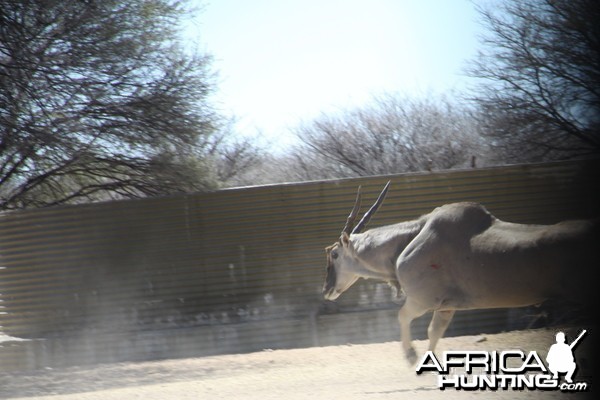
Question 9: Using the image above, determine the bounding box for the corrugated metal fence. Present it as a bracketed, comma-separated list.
[0, 160, 599, 371]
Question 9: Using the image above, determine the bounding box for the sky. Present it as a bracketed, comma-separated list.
[185, 0, 482, 151]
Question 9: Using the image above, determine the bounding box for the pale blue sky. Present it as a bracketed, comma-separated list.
[186, 0, 482, 150]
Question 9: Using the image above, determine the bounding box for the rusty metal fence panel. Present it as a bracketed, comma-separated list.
[0, 160, 598, 371]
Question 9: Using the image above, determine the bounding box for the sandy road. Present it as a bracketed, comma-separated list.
[0, 328, 593, 400]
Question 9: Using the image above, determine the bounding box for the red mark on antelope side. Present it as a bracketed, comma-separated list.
[430, 263, 441, 270]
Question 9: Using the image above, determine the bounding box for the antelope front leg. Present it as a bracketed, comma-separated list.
[427, 310, 455, 353]
[397, 298, 427, 365]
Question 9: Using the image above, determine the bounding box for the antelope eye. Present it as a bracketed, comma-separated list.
[331, 251, 338, 260]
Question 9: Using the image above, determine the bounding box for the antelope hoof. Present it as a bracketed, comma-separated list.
[405, 347, 417, 365]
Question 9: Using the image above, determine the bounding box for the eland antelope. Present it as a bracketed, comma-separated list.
[322, 182, 597, 364]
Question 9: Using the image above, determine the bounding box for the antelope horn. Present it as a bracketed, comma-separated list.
[351, 181, 391, 234]
[342, 186, 362, 235]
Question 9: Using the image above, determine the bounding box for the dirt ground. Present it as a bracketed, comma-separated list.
[0, 328, 593, 400]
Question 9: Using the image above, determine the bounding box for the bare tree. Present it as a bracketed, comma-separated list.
[0, 0, 221, 210]
[468, 0, 600, 161]
[289, 94, 489, 180]
[206, 122, 266, 187]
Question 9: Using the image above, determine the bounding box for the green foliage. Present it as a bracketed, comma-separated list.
[0, 0, 219, 209]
